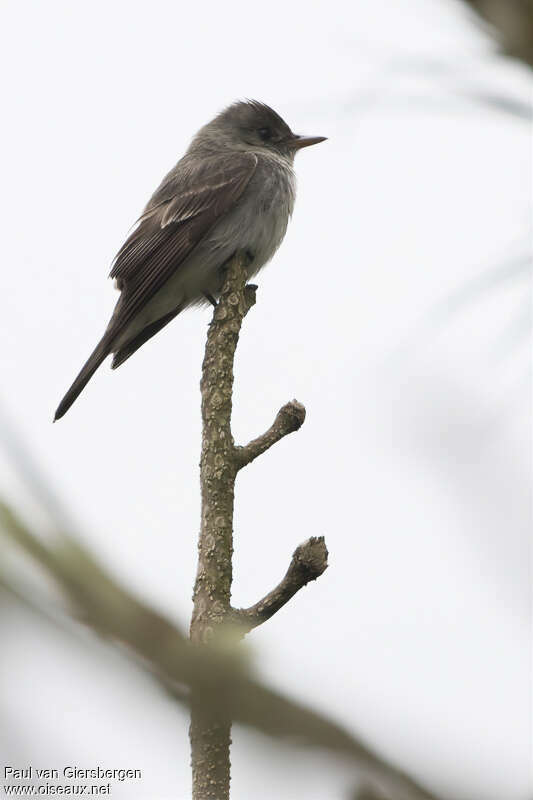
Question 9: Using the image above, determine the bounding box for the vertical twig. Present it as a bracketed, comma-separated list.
[189, 253, 255, 800]
[189, 251, 327, 799]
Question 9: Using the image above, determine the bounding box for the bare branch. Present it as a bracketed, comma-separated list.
[190, 252, 255, 800]
[189, 253, 324, 799]
[1, 502, 442, 800]
[234, 400, 306, 470]
[233, 536, 328, 633]
[190, 253, 254, 644]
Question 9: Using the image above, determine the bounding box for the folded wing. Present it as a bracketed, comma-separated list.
[54, 151, 257, 420]
[108, 151, 257, 337]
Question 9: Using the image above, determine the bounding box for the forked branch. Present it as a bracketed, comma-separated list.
[189, 251, 327, 799]
[233, 536, 328, 633]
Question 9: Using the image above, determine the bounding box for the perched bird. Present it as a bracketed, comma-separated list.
[54, 100, 326, 420]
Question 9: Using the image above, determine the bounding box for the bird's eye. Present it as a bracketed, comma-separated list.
[257, 127, 272, 141]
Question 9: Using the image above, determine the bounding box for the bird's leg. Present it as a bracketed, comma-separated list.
[203, 292, 218, 308]
[243, 252, 257, 295]
[244, 249, 254, 268]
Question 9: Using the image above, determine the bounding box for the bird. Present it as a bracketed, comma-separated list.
[54, 100, 326, 420]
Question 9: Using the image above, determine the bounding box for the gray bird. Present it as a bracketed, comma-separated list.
[54, 100, 326, 420]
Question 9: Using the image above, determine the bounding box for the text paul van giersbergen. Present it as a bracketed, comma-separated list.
[4, 768, 141, 782]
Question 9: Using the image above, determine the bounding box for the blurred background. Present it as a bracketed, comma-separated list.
[0, 0, 530, 798]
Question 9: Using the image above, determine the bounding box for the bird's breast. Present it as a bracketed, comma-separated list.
[130, 156, 297, 320]
[206, 155, 296, 276]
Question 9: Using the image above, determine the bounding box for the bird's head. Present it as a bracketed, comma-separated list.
[189, 99, 326, 160]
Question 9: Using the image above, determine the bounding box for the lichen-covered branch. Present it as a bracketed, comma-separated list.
[189, 254, 256, 800]
[189, 252, 327, 800]
[233, 537, 328, 633]
[190, 257, 256, 643]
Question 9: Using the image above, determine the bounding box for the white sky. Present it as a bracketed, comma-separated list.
[1, 1, 531, 798]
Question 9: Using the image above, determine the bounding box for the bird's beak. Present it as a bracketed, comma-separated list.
[289, 134, 327, 150]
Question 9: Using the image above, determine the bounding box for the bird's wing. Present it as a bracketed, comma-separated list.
[107, 151, 257, 333]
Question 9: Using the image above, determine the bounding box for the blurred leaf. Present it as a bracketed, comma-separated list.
[461, 0, 533, 67]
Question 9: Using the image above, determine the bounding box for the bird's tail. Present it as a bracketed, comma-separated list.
[54, 336, 111, 421]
